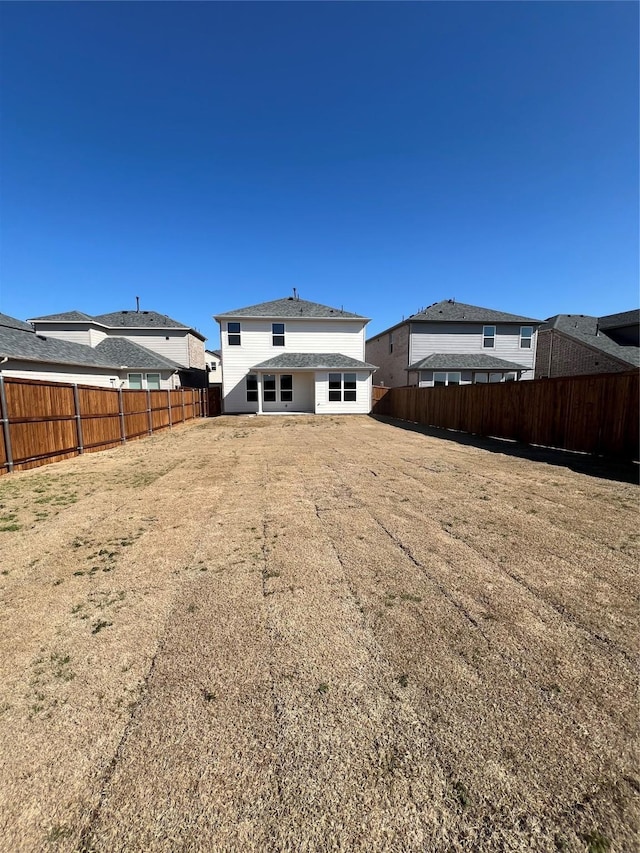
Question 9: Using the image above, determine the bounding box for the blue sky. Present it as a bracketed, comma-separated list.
[1, 2, 637, 343]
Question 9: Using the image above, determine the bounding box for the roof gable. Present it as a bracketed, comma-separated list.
[29, 310, 95, 323]
[215, 297, 368, 321]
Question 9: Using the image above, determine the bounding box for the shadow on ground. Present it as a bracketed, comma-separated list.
[371, 415, 640, 485]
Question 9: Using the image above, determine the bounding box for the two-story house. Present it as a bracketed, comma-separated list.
[366, 300, 542, 388]
[28, 308, 207, 388]
[0, 312, 182, 389]
[214, 296, 376, 414]
[535, 310, 639, 378]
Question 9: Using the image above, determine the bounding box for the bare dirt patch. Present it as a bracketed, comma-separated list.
[0, 416, 637, 852]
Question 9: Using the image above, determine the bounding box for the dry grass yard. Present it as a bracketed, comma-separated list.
[0, 415, 638, 853]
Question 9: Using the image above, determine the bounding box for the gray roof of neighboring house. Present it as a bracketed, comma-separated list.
[598, 309, 640, 330]
[542, 314, 640, 367]
[408, 353, 527, 372]
[30, 308, 206, 341]
[94, 337, 182, 370]
[0, 323, 118, 368]
[252, 352, 377, 371]
[410, 300, 541, 325]
[215, 297, 368, 320]
[29, 310, 95, 322]
[0, 313, 34, 332]
[0, 314, 180, 371]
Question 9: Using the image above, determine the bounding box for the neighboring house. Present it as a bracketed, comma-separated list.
[366, 300, 542, 388]
[205, 349, 222, 385]
[0, 312, 181, 389]
[28, 308, 207, 387]
[535, 310, 640, 378]
[214, 296, 376, 414]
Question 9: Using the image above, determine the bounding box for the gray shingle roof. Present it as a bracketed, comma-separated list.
[410, 300, 541, 325]
[0, 325, 118, 368]
[408, 353, 527, 372]
[94, 337, 182, 370]
[598, 309, 640, 330]
[252, 353, 377, 371]
[29, 310, 95, 322]
[0, 313, 33, 332]
[541, 314, 640, 368]
[31, 308, 206, 341]
[0, 319, 180, 372]
[215, 297, 368, 320]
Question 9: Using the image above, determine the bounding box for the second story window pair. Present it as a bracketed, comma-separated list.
[227, 322, 241, 346]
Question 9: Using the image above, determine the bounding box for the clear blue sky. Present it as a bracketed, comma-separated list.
[1, 2, 637, 343]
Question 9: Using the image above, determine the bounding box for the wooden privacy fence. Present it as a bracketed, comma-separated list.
[372, 370, 639, 460]
[0, 376, 207, 475]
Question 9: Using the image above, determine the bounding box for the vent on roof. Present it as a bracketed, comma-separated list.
[287, 297, 294, 301]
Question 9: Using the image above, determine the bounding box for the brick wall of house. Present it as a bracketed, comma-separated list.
[535, 330, 629, 378]
[365, 323, 412, 387]
[187, 333, 206, 369]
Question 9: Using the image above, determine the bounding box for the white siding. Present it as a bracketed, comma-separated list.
[105, 329, 190, 366]
[220, 318, 368, 413]
[410, 322, 537, 379]
[315, 372, 372, 415]
[32, 324, 94, 347]
[1, 362, 178, 389]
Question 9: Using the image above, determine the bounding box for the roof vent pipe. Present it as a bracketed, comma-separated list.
[293, 287, 298, 300]
[136, 296, 140, 313]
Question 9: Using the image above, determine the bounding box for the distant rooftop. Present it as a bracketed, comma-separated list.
[30, 308, 206, 340]
[542, 314, 640, 368]
[215, 297, 368, 321]
[410, 300, 541, 325]
[252, 352, 376, 371]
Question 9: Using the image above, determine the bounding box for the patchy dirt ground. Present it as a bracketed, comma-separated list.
[0, 415, 637, 852]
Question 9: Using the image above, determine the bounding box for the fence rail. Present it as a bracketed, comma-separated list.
[372, 371, 639, 460]
[0, 376, 207, 475]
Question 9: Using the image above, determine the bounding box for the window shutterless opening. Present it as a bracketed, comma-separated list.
[246, 374, 258, 402]
[228, 322, 241, 346]
[520, 326, 533, 349]
[329, 372, 357, 402]
[272, 323, 285, 346]
[128, 373, 143, 390]
[483, 325, 496, 348]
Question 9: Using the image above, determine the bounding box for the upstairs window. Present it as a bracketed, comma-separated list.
[329, 373, 357, 402]
[389, 332, 394, 354]
[228, 322, 241, 346]
[483, 325, 496, 348]
[520, 326, 533, 349]
[272, 323, 285, 346]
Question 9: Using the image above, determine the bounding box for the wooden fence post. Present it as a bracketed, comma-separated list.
[0, 375, 14, 473]
[181, 388, 186, 422]
[73, 384, 84, 454]
[167, 389, 172, 428]
[146, 389, 153, 435]
[118, 387, 126, 443]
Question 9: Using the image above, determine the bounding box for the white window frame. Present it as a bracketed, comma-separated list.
[246, 374, 258, 402]
[520, 326, 533, 349]
[272, 323, 285, 347]
[328, 373, 357, 402]
[482, 325, 496, 348]
[227, 322, 241, 346]
[128, 372, 143, 390]
[433, 372, 461, 387]
[146, 373, 161, 390]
